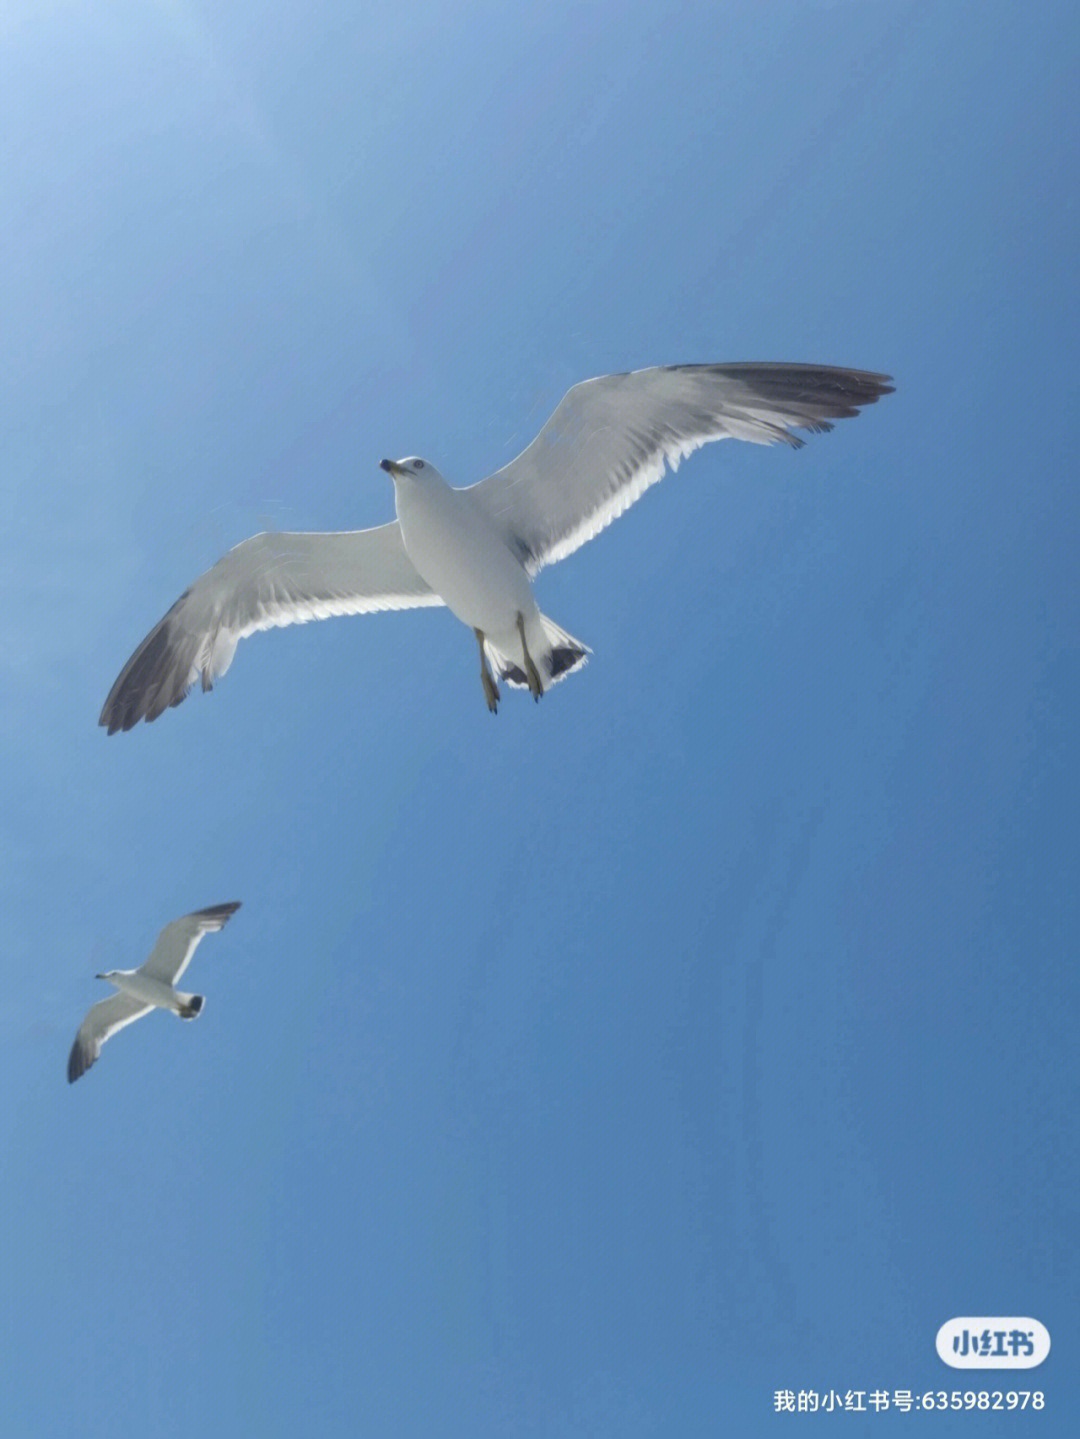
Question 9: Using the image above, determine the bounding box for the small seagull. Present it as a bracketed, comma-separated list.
[99, 363, 892, 730]
[68, 903, 241, 1083]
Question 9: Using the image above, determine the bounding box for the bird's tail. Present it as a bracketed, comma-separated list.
[491, 614, 590, 692]
[177, 993, 205, 1020]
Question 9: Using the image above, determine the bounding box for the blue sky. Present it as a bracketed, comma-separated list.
[2, 2, 1077, 1434]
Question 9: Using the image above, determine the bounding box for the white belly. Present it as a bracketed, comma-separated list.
[396, 481, 537, 645]
[112, 972, 181, 1011]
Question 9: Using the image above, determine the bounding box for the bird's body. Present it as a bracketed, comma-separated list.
[396, 468, 536, 641]
[96, 967, 200, 1016]
[67, 902, 240, 1082]
[99, 363, 893, 729]
[391, 465, 570, 693]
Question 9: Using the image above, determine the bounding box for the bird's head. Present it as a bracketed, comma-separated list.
[379, 456, 442, 484]
[95, 970, 117, 981]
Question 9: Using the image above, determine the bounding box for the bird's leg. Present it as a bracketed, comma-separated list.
[516, 612, 544, 702]
[474, 628, 500, 714]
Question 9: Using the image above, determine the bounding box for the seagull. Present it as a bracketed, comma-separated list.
[99, 363, 892, 729]
[67, 902, 241, 1083]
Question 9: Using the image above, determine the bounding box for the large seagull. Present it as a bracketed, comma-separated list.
[100, 363, 892, 730]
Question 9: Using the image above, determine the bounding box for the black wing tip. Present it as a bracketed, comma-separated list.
[67, 1042, 91, 1083]
[670, 361, 894, 398]
[100, 693, 186, 734]
[192, 901, 242, 924]
[100, 705, 145, 735]
[99, 694, 129, 734]
[100, 679, 190, 734]
[709, 363, 894, 429]
[99, 602, 199, 733]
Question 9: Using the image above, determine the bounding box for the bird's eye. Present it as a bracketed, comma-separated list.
[414, 460, 425, 470]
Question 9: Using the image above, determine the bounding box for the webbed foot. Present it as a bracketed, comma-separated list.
[475, 628, 500, 714]
[516, 612, 543, 701]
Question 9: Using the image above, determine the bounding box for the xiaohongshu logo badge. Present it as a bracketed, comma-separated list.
[937, 1318, 1050, 1369]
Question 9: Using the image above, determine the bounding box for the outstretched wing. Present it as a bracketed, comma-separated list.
[68, 994, 152, 1082]
[100, 523, 443, 732]
[469, 363, 893, 573]
[140, 902, 242, 985]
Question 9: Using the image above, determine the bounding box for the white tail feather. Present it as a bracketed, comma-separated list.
[488, 613, 590, 691]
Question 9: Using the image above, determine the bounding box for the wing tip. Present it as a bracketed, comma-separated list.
[191, 901, 242, 926]
[99, 600, 201, 734]
[100, 675, 194, 734]
[67, 1041, 92, 1084]
[670, 361, 895, 404]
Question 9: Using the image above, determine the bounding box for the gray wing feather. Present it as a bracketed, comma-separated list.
[68, 994, 152, 1082]
[140, 902, 241, 984]
[469, 364, 893, 573]
[100, 523, 442, 732]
